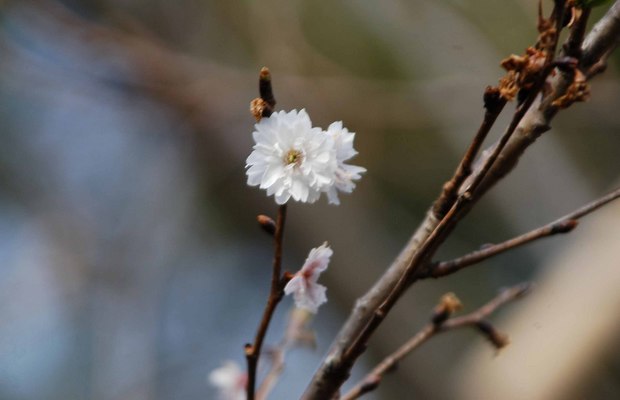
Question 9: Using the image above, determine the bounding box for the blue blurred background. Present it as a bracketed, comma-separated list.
[0, 0, 619, 399]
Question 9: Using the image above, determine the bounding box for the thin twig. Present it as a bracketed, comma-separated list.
[246, 204, 288, 400]
[429, 186, 620, 278]
[341, 284, 531, 400]
[256, 309, 315, 400]
[432, 88, 506, 219]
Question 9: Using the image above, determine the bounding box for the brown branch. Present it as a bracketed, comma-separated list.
[246, 204, 288, 400]
[302, 3, 620, 398]
[432, 88, 506, 219]
[462, 2, 566, 200]
[429, 186, 620, 278]
[341, 284, 531, 400]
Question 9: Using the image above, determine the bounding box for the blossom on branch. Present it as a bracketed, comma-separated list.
[284, 243, 332, 313]
[246, 109, 364, 205]
[208, 361, 247, 400]
[246, 109, 337, 205]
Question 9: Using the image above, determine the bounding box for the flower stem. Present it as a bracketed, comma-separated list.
[246, 204, 288, 400]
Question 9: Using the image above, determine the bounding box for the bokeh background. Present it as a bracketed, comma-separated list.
[0, 0, 619, 399]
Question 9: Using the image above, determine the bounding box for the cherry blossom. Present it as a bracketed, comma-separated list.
[284, 243, 332, 313]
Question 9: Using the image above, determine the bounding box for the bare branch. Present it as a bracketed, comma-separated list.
[432, 87, 506, 219]
[429, 186, 620, 278]
[341, 284, 531, 400]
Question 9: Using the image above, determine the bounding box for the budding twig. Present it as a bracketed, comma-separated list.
[245, 204, 288, 400]
[340, 284, 531, 400]
[250, 67, 276, 121]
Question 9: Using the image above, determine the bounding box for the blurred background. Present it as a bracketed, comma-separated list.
[0, 0, 619, 399]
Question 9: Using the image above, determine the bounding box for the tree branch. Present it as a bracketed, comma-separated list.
[302, 3, 620, 398]
[302, 6, 567, 398]
[428, 186, 620, 278]
[340, 283, 531, 400]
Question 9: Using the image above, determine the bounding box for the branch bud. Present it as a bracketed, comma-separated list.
[258, 67, 276, 117]
[257, 214, 276, 235]
[483, 86, 504, 113]
[550, 219, 578, 234]
[432, 293, 463, 325]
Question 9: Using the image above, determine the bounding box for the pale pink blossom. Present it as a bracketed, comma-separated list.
[284, 243, 332, 313]
[208, 361, 247, 400]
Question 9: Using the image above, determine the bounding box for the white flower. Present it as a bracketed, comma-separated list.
[246, 109, 337, 205]
[324, 121, 366, 205]
[284, 243, 332, 313]
[208, 361, 247, 400]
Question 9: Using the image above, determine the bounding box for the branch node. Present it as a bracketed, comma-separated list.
[483, 86, 504, 113]
[550, 219, 578, 234]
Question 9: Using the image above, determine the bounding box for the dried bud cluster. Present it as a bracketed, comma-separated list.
[250, 98, 268, 121]
[497, 47, 548, 101]
[552, 69, 590, 108]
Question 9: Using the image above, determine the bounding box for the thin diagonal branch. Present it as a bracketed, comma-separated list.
[341, 284, 531, 400]
[429, 186, 620, 278]
[245, 204, 288, 400]
[432, 88, 506, 219]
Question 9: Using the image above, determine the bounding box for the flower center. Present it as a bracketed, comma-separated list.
[284, 149, 303, 166]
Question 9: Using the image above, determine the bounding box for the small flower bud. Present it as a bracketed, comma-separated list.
[257, 214, 276, 235]
[483, 86, 503, 113]
[258, 67, 276, 115]
[432, 293, 463, 325]
[250, 98, 267, 121]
